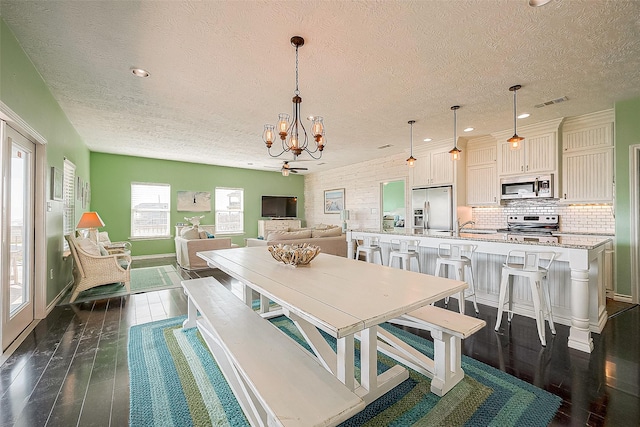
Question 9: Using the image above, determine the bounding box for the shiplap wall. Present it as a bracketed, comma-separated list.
[304, 156, 615, 235]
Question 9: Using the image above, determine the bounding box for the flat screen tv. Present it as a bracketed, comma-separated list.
[261, 196, 298, 218]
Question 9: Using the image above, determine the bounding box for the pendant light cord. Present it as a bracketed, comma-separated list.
[513, 89, 517, 134]
[295, 45, 299, 95]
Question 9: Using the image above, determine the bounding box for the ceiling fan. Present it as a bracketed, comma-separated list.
[281, 161, 308, 176]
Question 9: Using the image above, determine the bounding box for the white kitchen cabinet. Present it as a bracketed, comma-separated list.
[561, 110, 614, 203]
[562, 148, 614, 203]
[497, 132, 556, 175]
[410, 144, 455, 187]
[257, 219, 301, 238]
[466, 137, 498, 206]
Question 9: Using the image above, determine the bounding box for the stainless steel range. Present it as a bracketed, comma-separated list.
[498, 215, 559, 243]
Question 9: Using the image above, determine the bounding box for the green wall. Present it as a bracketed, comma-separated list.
[90, 153, 305, 255]
[614, 96, 640, 297]
[1, 19, 91, 304]
[382, 180, 405, 216]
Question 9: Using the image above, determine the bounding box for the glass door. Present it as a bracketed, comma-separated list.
[2, 124, 35, 351]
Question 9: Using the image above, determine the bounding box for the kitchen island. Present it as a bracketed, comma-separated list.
[346, 229, 612, 353]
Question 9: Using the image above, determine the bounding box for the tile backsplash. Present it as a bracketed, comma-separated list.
[472, 199, 615, 234]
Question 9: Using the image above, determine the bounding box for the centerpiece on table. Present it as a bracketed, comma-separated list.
[268, 243, 321, 267]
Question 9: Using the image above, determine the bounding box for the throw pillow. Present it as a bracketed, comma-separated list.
[205, 231, 215, 238]
[198, 230, 208, 239]
[311, 227, 343, 238]
[267, 229, 313, 241]
[77, 237, 101, 256]
[314, 223, 329, 230]
[180, 226, 200, 240]
[97, 231, 112, 245]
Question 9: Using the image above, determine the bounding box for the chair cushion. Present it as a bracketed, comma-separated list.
[98, 244, 109, 256]
[97, 231, 112, 245]
[312, 227, 343, 238]
[180, 226, 200, 240]
[77, 237, 101, 256]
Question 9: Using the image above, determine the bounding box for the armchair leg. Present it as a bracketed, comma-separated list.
[124, 280, 131, 293]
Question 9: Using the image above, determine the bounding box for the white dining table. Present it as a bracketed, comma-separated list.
[197, 246, 467, 404]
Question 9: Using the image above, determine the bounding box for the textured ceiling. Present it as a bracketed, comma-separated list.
[1, 0, 640, 174]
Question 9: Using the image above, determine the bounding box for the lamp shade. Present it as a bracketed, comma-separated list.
[340, 210, 350, 221]
[77, 212, 105, 229]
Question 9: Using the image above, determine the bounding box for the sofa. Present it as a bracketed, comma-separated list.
[174, 225, 235, 270]
[246, 225, 347, 257]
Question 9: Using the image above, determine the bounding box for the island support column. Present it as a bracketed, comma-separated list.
[568, 253, 594, 353]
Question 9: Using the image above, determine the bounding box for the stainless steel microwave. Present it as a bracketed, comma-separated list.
[500, 175, 553, 200]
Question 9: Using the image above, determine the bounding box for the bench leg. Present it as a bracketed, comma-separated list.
[430, 329, 464, 397]
[183, 294, 198, 329]
[197, 322, 267, 427]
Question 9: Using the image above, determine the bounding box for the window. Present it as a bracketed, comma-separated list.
[215, 187, 244, 234]
[131, 182, 170, 238]
[62, 159, 75, 249]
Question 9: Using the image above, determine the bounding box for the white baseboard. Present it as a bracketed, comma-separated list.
[132, 253, 176, 261]
[612, 293, 634, 303]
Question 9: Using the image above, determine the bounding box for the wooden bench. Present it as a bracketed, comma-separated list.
[382, 305, 486, 396]
[182, 277, 365, 427]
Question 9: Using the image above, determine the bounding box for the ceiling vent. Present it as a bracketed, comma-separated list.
[378, 144, 393, 149]
[535, 96, 569, 108]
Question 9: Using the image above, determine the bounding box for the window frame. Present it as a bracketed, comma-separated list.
[62, 159, 75, 249]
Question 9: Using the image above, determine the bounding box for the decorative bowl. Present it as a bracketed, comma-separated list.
[268, 243, 321, 266]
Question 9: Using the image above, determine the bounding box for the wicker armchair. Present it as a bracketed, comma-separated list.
[65, 234, 131, 303]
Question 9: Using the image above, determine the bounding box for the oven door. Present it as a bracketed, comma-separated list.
[501, 179, 536, 200]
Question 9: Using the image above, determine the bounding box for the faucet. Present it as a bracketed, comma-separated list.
[456, 220, 475, 236]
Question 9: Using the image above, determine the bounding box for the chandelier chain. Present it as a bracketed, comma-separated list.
[295, 44, 300, 95]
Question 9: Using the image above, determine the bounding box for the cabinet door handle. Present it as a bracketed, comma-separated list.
[526, 165, 529, 171]
[564, 193, 567, 199]
[521, 166, 524, 171]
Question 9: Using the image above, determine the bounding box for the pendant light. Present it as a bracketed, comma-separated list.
[449, 106, 461, 161]
[407, 120, 416, 167]
[507, 85, 524, 150]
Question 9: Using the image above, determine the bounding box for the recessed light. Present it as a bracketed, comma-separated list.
[463, 127, 474, 132]
[423, 138, 432, 142]
[307, 115, 314, 120]
[518, 113, 530, 119]
[131, 67, 150, 77]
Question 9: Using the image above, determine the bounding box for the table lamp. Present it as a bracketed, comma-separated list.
[340, 209, 350, 233]
[77, 211, 105, 243]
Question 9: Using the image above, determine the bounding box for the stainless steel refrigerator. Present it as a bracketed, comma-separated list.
[411, 185, 453, 233]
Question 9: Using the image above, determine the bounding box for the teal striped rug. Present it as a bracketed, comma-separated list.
[129, 316, 561, 426]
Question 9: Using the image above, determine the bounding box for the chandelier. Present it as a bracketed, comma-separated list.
[263, 36, 326, 160]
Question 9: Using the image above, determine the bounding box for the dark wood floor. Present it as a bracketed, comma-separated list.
[1, 257, 639, 426]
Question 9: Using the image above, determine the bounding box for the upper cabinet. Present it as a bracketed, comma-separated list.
[561, 110, 614, 203]
[410, 142, 456, 187]
[493, 118, 563, 198]
[497, 132, 556, 175]
[466, 136, 499, 206]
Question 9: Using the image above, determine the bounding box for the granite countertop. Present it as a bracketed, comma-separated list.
[348, 228, 612, 250]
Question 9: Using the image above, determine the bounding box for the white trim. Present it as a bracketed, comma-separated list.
[0, 102, 48, 358]
[131, 253, 176, 260]
[630, 144, 640, 304]
[612, 293, 634, 304]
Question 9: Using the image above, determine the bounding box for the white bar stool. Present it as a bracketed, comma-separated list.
[434, 243, 479, 315]
[494, 250, 557, 346]
[388, 239, 421, 272]
[355, 236, 384, 265]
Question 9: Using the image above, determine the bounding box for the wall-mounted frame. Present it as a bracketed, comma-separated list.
[51, 167, 63, 201]
[324, 188, 345, 214]
[177, 191, 212, 212]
